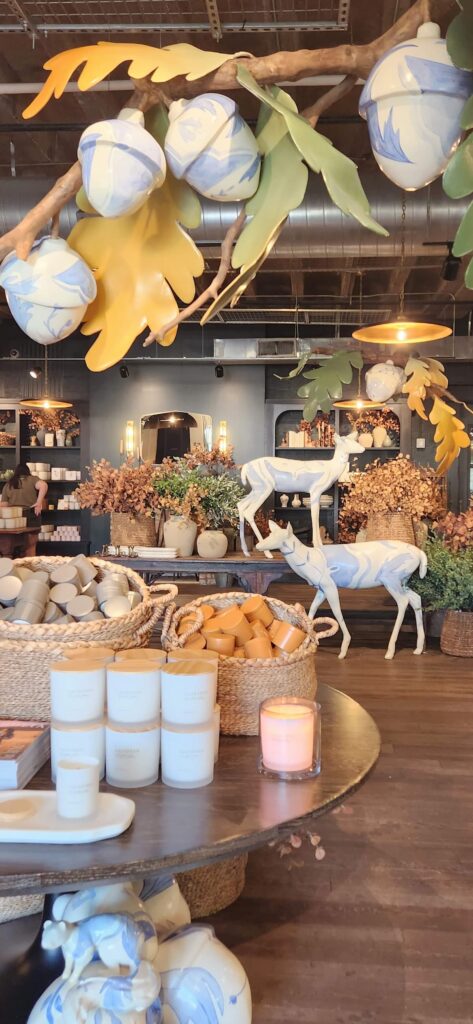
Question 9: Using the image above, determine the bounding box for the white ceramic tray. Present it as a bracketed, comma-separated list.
[137, 552, 177, 560]
[0, 791, 135, 844]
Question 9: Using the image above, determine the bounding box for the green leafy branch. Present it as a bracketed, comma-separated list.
[277, 349, 363, 420]
[442, 0, 473, 289]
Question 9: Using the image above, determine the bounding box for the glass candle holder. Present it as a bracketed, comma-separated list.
[258, 697, 321, 780]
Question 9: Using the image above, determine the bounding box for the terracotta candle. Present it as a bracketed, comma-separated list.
[215, 606, 253, 645]
[106, 721, 160, 788]
[201, 619, 223, 638]
[268, 620, 283, 643]
[50, 660, 106, 723]
[244, 636, 273, 660]
[161, 720, 214, 789]
[241, 595, 274, 628]
[51, 720, 105, 782]
[206, 633, 235, 657]
[200, 604, 216, 621]
[56, 756, 100, 819]
[107, 661, 161, 724]
[272, 621, 306, 654]
[184, 634, 206, 651]
[233, 647, 245, 659]
[161, 660, 217, 725]
[177, 614, 199, 636]
[259, 697, 319, 775]
[115, 648, 167, 665]
[168, 648, 218, 664]
[251, 620, 269, 641]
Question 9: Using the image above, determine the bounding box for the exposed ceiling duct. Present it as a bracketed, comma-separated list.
[0, 172, 466, 260]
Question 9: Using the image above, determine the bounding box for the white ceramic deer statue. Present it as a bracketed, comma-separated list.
[256, 521, 427, 660]
[238, 432, 364, 558]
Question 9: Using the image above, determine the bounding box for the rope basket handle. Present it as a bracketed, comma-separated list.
[311, 616, 339, 640]
[161, 602, 205, 651]
[148, 582, 179, 605]
[134, 583, 178, 642]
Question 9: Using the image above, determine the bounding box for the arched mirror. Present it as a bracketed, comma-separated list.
[141, 411, 212, 464]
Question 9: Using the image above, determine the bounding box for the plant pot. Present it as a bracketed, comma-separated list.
[440, 610, 473, 657]
[197, 530, 229, 560]
[163, 516, 197, 557]
[65, 434, 73, 447]
[372, 425, 387, 448]
[36, 429, 45, 445]
[365, 512, 416, 545]
[55, 429, 66, 447]
[425, 609, 446, 639]
[110, 512, 157, 548]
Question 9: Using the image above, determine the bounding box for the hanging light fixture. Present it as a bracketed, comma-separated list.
[335, 274, 385, 411]
[20, 348, 72, 409]
[353, 197, 452, 345]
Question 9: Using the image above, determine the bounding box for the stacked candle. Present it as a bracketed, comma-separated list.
[105, 649, 165, 789]
[160, 655, 218, 789]
[176, 595, 306, 660]
[50, 652, 112, 782]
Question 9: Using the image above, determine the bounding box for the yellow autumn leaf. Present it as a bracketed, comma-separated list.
[68, 181, 204, 372]
[23, 42, 251, 119]
[402, 356, 448, 420]
[429, 396, 471, 476]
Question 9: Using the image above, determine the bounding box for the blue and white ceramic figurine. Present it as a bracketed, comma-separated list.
[0, 236, 96, 344]
[78, 108, 166, 218]
[360, 21, 473, 190]
[27, 877, 252, 1024]
[164, 93, 261, 201]
[365, 359, 406, 402]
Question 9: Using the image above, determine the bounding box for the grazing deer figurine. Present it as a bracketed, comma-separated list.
[238, 432, 364, 558]
[257, 521, 427, 660]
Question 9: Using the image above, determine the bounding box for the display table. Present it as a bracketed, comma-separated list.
[0, 684, 380, 1020]
[110, 551, 292, 594]
[0, 526, 40, 558]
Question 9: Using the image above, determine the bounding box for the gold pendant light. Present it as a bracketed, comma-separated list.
[20, 348, 72, 410]
[353, 197, 452, 345]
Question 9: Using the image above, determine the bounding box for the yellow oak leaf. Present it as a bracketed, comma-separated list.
[429, 396, 471, 476]
[23, 42, 251, 119]
[402, 356, 449, 420]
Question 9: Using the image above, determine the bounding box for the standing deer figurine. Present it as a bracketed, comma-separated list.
[238, 432, 364, 558]
[257, 521, 427, 660]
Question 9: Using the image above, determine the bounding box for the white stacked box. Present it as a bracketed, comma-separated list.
[0, 508, 27, 530]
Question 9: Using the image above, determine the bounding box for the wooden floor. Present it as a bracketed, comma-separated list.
[200, 584, 473, 1024]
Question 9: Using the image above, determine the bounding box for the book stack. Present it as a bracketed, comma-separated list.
[0, 719, 50, 789]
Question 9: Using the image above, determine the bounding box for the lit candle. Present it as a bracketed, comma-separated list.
[106, 721, 160, 788]
[259, 697, 320, 776]
[161, 720, 214, 789]
[107, 661, 161, 724]
[51, 720, 105, 782]
[56, 757, 100, 819]
[161, 660, 217, 725]
[50, 660, 106, 723]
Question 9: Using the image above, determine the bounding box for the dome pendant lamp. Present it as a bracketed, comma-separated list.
[353, 198, 452, 345]
[20, 348, 72, 410]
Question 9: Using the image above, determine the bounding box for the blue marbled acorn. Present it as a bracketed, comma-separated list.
[78, 109, 166, 218]
[0, 237, 97, 345]
[164, 93, 261, 202]
[360, 22, 473, 190]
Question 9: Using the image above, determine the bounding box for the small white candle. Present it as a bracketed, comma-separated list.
[107, 661, 161, 724]
[51, 720, 105, 782]
[50, 660, 106, 723]
[106, 721, 160, 788]
[161, 661, 217, 726]
[161, 721, 214, 789]
[56, 757, 99, 819]
[213, 704, 221, 763]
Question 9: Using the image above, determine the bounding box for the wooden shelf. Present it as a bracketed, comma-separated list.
[0, 446, 16, 450]
[275, 446, 335, 452]
[21, 445, 80, 451]
[275, 506, 334, 513]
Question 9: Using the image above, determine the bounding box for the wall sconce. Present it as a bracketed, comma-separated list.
[218, 419, 228, 454]
[125, 420, 135, 457]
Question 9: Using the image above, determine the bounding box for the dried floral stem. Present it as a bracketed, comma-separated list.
[429, 385, 473, 418]
[143, 208, 247, 346]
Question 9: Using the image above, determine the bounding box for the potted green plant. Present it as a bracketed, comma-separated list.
[197, 473, 246, 559]
[152, 462, 207, 556]
[411, 538, 473, 652]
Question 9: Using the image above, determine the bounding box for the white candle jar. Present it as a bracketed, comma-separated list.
[106, 721, 160, 788]
[258, 697, 321, 780]
[213, 704, 220, 763]
[161, 720, 214, 789]
[51, 719, 105, 782]
[50, 660, 106, 723]
[161, 661, 217, 726]
[56, 757, 100, 819]
[107, 661, 161, 724]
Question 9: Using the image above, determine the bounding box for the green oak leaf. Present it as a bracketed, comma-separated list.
[452, 198, 473, 256]
[201, 224, 283, 325]
[461, 95, 473, 131]
[447, 6, 473, 71]
[255, 86, 298, 157]
[296, 349, 363, 417]
[465, 254, 473, 287]
[236, 64, 388, 238]
[443, 133, 473, 199]
[301, 397, 321, 422]
[274, 351, 313, 380]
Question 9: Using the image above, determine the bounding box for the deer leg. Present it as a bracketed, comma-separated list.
[406, 587, 425, 655]
[309, 490, 323, 548]
[382, 581, 409, 660]
[247, 482, 274, 559]
[322, 577, 351, 659]
[237, 495, 253, 557]
[308, 588, 325, 618]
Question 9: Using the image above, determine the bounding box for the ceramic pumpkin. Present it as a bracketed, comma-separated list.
[164, 93, 261, 201]
[359, 21, 473, 190]
[365, 360, 406, 402]
[78, 108, 166, 218]
[0, 236, 96, 344]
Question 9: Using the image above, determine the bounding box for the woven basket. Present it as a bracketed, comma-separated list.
[179, 855, 248, 918]
[0, 556, 177, 719]
[111, 513, 157, 548]
[440, 610, 473, 657]
[365, 512, 416, 545]
[162, 592, 338, 735]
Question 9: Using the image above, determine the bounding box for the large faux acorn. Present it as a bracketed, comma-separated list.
[0, 237, 97, 345]
[164, 93, 261, 201]
[360, 22, 473, 190]
[365, 360, 406, 402]
[78, 108, 166, 218]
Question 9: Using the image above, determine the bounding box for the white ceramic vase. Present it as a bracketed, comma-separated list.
[359, 22, 473, 190]
[372, 425, 387, 448]
[197, 530, 229, 560]
[358, 432, 374, 448]
[55, 429, 66, 447]
[163, 516, 198, 557]
[280, 494, 289, 508]
[292, 494, 302, 508]
[164, 93, 261, 201]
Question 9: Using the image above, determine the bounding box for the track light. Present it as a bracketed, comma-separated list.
[29, 366, 42, 379]
[442, 243, 461, 282]
[215, 364, 224, 379]
[119, 364, 129, 379]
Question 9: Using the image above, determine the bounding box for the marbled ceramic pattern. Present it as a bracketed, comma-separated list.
[78, 109, 166, 218]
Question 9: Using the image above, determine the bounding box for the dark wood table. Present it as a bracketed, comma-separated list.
[0, 684, 380, 1020]
[110, 551, 293, 595]
[0, 526, 40, 558]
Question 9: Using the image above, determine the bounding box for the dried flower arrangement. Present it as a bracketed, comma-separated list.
[23, 408, 80, 435]
[346, 407, 400, 440]
[182, 442, 236, 471]
[433, 500, 473, 552]
[339, 455, 446, 541]
[75, 459, 161, 518]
